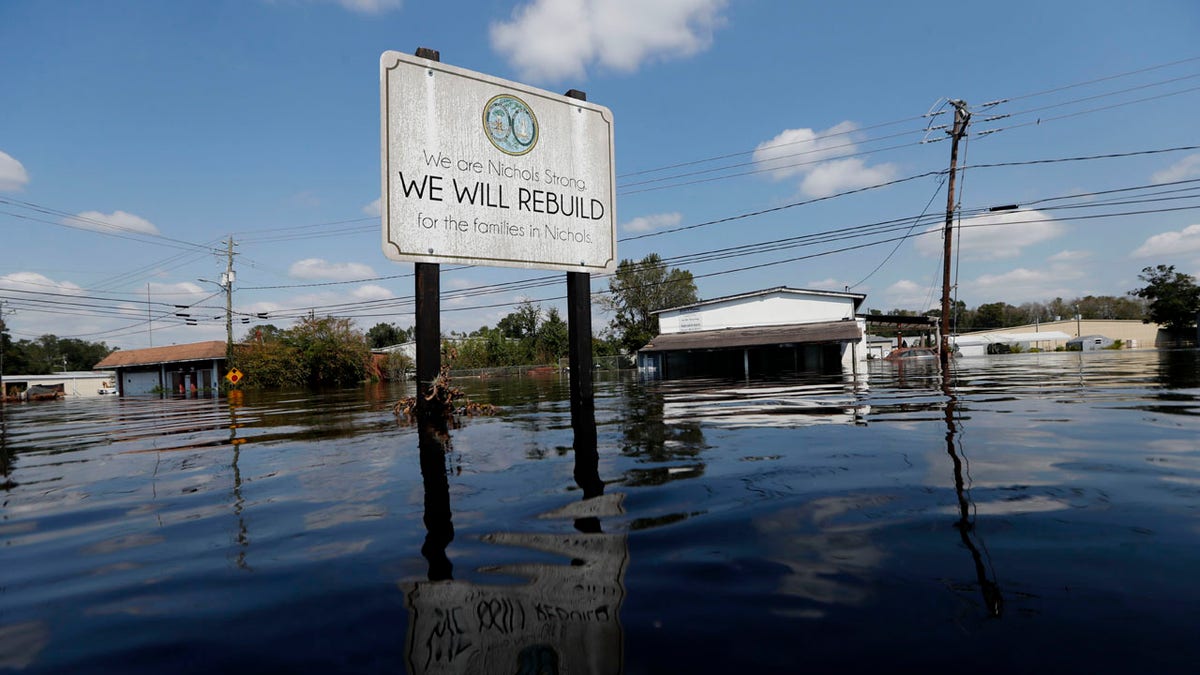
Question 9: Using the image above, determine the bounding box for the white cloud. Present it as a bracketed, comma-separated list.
[915, 209, 1064, 260]
[1151, 153, 1200, 184]
[805, 277, 855, 292]
[962, 267, 1080, 304]
[332, 0, 401, 14]
[289, 258, 377, 281]
[363, 198, 381, 217]
[0, 271, 83, 295]
[147, 281, 206, 298]
[754, 122, 859, 180]
[350, 284, 392, 301]
[0, 150, 29, 191]
[490, 0, 727, 82]
[1132, 224, 1200, 258]
[289, 191, 321, 208]
[1047, 249, 1090, 263]
[70, 210, 161, 235]
[753, 123, 897, 198]
[882, 279, 934, 310]
[622, 211, 682, 233]
[799, 158, 898, 199]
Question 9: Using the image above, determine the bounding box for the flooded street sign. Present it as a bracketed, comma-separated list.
[380, 51, 616, 273]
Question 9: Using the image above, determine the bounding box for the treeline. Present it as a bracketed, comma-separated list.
[869, 295, 1148, 333]
[0, 329, 114, 374]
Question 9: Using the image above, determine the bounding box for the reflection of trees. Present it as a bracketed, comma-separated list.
[618, 380, 707, 462]
[1157, 349, 1200, 390]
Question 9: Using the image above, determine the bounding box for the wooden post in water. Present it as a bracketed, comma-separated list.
[414, 47, 442, 419]
[564, 89, 595, 424]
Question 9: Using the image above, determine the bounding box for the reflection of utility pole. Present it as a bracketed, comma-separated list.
[943, 379, 1003, 617]
[939, 100, 971, 367]
[228, 394, 250, 570]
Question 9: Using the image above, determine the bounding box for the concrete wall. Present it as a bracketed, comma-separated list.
[958, 319, 1164, 350]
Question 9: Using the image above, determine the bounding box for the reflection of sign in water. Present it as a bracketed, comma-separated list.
[405, 495, 627, 675]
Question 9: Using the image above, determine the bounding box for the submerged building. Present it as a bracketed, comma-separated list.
[637, 287, 867, 379]
[93, 341, 228, 396]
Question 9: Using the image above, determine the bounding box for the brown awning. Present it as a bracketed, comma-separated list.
[639, 320, 862, 352]
[94, 341, 227, 368]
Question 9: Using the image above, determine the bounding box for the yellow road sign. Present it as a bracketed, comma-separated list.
[225, 368, 244, 385]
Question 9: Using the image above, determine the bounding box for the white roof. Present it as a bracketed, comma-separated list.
[952, 331, 1072, 346]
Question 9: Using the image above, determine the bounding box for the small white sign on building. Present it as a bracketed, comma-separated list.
[381, 51, 616, 273]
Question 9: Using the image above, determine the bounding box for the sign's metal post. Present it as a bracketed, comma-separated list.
[413, 47, 442, 418]
[564, 88, 595, 424]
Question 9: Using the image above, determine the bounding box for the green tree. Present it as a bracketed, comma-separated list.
[1131, 265, 1200, 332]
[366, 322, 408, 349]
[974, 302, 1012, 329]
[533, 307, 568, 363]
[237, 316, 370, 388]
[603, 253, 698, 354]
[0, 333, 113, 373]
[497, 301, 540, 340]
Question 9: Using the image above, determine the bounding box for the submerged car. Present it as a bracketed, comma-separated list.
[883, 346, 939, 361]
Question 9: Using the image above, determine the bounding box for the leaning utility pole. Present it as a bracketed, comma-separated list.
[939, 100, 971, 368]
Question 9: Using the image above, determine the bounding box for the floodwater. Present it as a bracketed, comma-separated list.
[2, 350, 1199, 674]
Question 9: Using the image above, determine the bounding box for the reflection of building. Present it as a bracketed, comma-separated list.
[637, 287, 867, 379]
[93, 341, 227, 396]
[405, 495, 628, 675]
[661, 381, 870, 428]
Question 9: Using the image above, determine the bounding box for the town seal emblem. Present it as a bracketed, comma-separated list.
[483, 94, 538, 156]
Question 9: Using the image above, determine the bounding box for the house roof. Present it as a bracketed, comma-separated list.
[653, 286, 866, 316]
[94, 341, 227, 368]
[639, 320, 862, 353]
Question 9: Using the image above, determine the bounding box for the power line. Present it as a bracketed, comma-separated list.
[963, 144, 1200, 169]
[974, 55, 1200, 108]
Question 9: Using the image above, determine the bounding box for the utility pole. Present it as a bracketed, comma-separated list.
[0, 300, 11, 400]
[939, 100, 971, 368]
[147, 283, 153, 347]
[223, 236, 235, 366]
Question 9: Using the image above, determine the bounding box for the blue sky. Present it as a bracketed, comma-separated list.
[2, 0, 1198, 351]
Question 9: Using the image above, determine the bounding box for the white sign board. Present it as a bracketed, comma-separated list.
[381, 51, 616, 273]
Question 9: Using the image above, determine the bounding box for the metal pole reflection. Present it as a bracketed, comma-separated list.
[943, 367, 1003, 617]
[418, 419, 454, 581]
